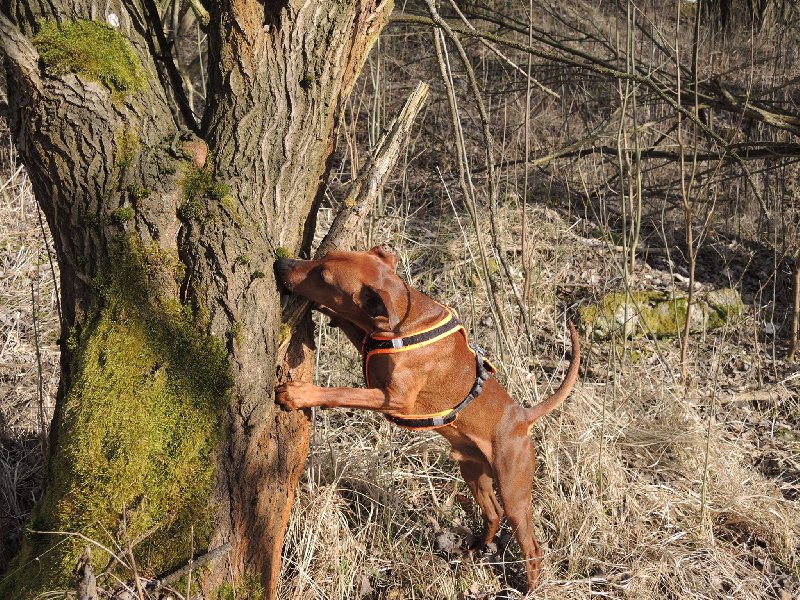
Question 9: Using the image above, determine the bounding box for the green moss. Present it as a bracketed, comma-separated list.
[209, 181, 230, 200]
[112, 206, 134, 223]
[127, 183, 150, 200]
[639, 296, 688, 337]
[179, 197, 205, 220]
[116, 127, 141, 170]
[706, 288, 744, 327]
[235, 255, 250, 266]
[33, 19, 146, 96]
[219, 195, 243, 227]
[181, 164, 214, 200]
[2, 237, 231, 598]
[279, 323, 291, 346]
[66, 325, 79, 351]
[580, 288, 744, 340]
[231, 322, 243, 346]
[274, 247, 291, 259]
[250, 270, 266, 281]
[220, 195, 237, 212]
[179, 164, 230, 221]
[215, 574, 264, 600]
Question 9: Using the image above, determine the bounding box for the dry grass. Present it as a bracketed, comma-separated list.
[0, 128, 60, 574]
[2, 143, 797, 596]
[2, 3, 800, 597]
[277, 200, 800, 599]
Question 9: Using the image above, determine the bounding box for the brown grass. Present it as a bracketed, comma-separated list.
[2, 130, 797, 598]
[0, 127, 60, 574]
[3, 2, 800, 597]
[276, 201, 799, 599]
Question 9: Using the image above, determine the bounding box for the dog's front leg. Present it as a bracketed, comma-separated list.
[276, 371, 421, 414]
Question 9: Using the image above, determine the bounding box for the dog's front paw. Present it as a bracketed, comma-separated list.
[275, 381, 317, 410]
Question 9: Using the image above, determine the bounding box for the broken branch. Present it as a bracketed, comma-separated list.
[279, 81, 429, 335]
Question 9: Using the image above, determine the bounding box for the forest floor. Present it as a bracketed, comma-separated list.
[1, 124, 799, 599]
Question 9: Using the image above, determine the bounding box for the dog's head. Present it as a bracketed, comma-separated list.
[275, 246, 401, 333]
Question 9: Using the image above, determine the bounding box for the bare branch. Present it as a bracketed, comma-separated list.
[279, 82, 430, 334]
[390, 13, 800, 139]
[186, 0, 210, 28]
[426, 0, 539, 348]
[0, 11, 42, 92]
[445, 0, 559, 99]
[148, 542, 232, 591]
[139, 0, 200, 132]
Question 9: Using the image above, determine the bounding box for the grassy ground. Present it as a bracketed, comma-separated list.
[1, 116, 799, 600]
[275, 197, 799, 598]
[0, 131, 60, 576]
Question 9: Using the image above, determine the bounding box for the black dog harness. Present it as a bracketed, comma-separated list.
[361, 307, 497, 430]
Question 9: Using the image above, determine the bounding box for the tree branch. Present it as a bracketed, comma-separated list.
[279, 81, 429, 335]
[490, 141, 800, 173]
[186, 0, 210, 28]
[146, 542, 232, 592]
[0, 11, 42, 92]
[138, 0, 200, 132]
[390, 13, 800, 139]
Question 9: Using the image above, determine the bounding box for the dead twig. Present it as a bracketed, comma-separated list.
[74, 546, 98, 600]
[279, 81, 429, 340]
[30, 281, 46, 451]
[147, 542, 232, 592]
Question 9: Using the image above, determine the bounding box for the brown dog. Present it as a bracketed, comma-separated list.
[275, 246, 580, 592]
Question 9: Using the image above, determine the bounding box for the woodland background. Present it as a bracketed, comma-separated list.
[1, 0, 799, 598]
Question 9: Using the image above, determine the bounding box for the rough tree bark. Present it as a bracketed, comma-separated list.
[0, 0, 392, 597]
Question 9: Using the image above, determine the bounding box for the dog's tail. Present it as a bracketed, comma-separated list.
[526, 321, 580, 428]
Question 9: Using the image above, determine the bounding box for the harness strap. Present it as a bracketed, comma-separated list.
[361, 309, 463, 386]
[360, 307, 497, 431]
[384, 348, 494, 430]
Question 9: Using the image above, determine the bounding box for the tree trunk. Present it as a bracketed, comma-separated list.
[0, 1, 391, 597]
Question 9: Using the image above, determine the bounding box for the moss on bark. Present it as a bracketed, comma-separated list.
[1, 237, 231, 598]
[33, 19, 147, 96]
[179, 163, 230, 221]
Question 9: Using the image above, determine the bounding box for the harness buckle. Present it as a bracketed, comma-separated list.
[391, 337, 404, 349]
[471, 343, 486, 355]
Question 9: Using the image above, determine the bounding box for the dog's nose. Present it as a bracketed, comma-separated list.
[274, 258, 303, 290]
[274, 258, 294, 275]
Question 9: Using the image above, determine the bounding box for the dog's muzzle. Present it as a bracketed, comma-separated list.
[274, 258, 305, 291]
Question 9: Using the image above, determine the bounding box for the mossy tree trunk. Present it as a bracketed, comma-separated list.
[0, 1, 391, 597]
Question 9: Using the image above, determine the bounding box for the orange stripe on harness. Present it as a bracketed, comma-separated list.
[370, 310, 454, 340]
[360, 307, 496, 430]
[362, 325, 466, 387]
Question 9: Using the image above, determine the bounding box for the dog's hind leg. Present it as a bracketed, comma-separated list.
[492, 428, 543, 592]
[458, 458, 503, 550]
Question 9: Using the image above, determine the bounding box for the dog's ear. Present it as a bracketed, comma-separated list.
[358, 285, 398, 331]
[369, 245, 398, 271]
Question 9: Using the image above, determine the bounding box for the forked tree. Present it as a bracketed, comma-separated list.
[0, 1, 393, 597]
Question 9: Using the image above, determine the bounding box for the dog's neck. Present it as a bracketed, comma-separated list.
[373, 279, 450, 337]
